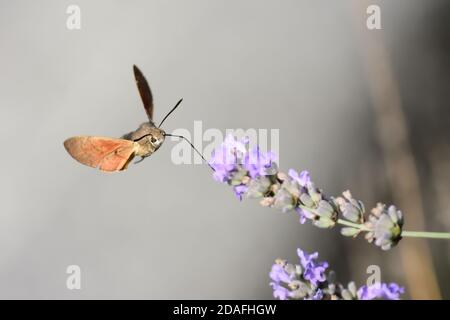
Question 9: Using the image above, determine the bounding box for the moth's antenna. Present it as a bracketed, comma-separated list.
[158, 98, 183, 128]
[164, 133, 215, 171]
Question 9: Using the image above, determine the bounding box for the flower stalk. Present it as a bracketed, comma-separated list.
[335, 218, 450, 239]
[400, 231, 450, 239]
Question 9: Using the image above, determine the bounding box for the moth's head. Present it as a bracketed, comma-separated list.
[149, 129, 165, 150]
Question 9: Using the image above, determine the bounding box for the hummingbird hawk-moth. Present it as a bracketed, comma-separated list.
[64, 65, 207, 172]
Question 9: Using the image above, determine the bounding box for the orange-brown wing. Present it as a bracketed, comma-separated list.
[64, 136, 137, 172]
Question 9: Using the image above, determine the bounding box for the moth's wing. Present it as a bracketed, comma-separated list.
[64, 136, 137, 172]
[133, 65, 154, 121]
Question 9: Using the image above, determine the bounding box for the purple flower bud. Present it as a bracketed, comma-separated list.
[233, 185, 248, 201]
[269, 263, 294, 284]
[295, 207, 307, 224]
[309, 289, 324, 300]
[288, 169, 311, 187]
[244, 147, 277, 179]
[270, 283, 290, 300]
[209, 135, 251, 183]
[297, 249, 328, 286]
[357, 283, 405, 300]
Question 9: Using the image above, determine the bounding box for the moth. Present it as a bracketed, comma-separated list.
[64, 65, 208, 172]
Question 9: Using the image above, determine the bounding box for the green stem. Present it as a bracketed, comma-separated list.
[401, 231, 450, 239]
[337, 219, 450, 239]
[301, 206, 450, 240]
[337, 219, 370, 231]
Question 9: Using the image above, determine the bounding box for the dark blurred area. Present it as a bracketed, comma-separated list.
[341, 0, 450, 299]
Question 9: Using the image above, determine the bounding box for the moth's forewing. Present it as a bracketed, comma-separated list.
[133, 65, 154, 121]
[64, 136, 137, 172]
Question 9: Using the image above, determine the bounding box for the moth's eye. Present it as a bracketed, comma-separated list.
[151, 137, 157, 143]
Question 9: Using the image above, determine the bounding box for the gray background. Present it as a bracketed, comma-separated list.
[0, 0, 448, 299]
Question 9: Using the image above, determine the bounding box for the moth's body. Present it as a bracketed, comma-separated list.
[122, 122, 165, 157]
[64, 66, 167, 172]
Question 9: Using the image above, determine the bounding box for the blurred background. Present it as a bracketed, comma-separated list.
[0, 0, 448, 299]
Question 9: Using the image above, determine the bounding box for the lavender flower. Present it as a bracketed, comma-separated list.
[297, 249, 328, 286]
[233, 184, 248, 201]
[209, 147, 236, 182]
[209, 135, 407, 250]
[295, 207, 307, 224]
[310, 289, 324, 300]
[270, 248, 404, 300]
[209, 135, 247, 183]
[270, 282, 290, 300]
[365, 203, 404, 250]
[335, 191, 365, 224]
[244, 147, 277, 178]
[269, 250, 328, 300]
[358, 283, 405, 300]
[288, 169, 311, 187]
